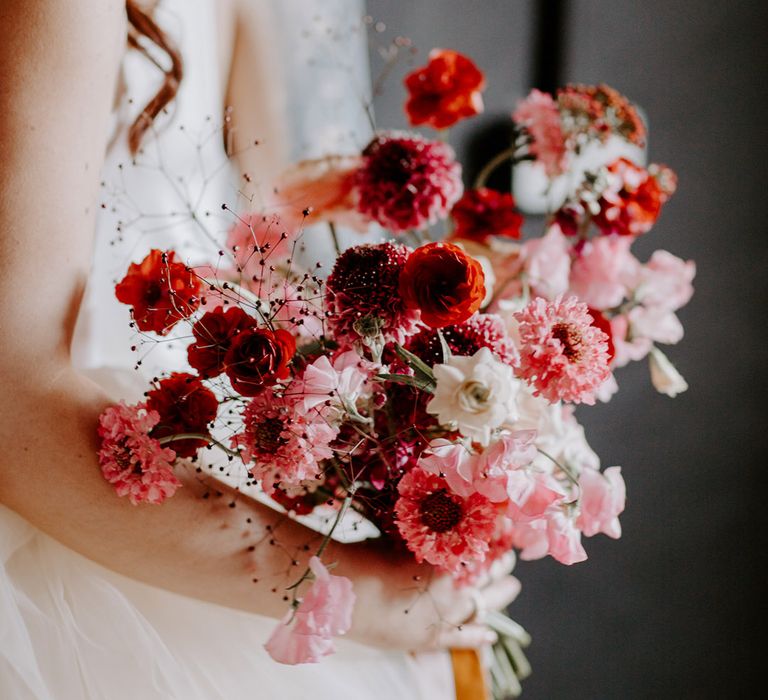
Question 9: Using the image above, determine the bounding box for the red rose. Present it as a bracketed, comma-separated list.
[398, 242, 486, 328]
[594, 158, 664, 236]
[223, 327, 296, 396]
[115, 249, 201, 334]
[450, 188, 523, 243]
[146, 373, 219, 458]
[587, 308, 615, 363]
[404, 49, 485, 129]
[188, 306, 256, 378]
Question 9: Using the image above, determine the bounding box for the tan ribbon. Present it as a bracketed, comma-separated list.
[450, 648, 489, 700]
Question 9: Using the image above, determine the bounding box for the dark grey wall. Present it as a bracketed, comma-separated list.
[366, 2, 765, 697]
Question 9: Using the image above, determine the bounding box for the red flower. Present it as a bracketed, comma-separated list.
[146, 373, 219, 458]
[224, 327, 296, 396]
[450, 188, 522, 243]
[404, 49, 485, 129]
[188, 306, 256, 378]
[355, 132, 463, 233]
[399, 242, 485, 328]
[594, 158, 665, 236]
[115, 249, 201, 335]
[587, 308, 615, 363]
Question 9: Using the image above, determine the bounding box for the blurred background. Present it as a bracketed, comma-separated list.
[366, 1, 765, 698]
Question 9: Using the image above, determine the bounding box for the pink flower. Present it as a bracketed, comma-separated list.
[569, 235, 640, 309]
[521, 225, 572, 300]
[355, 132, 463, 233]
[272, 155, 369, 232]
[291, 351, 374, 422]
[417, 439, 476, 498]
[97, 402, 180, 505]
[227, 212, 296, 279]
[324, 242, 421, 347]
[609, 314, 652, 367]
[576, 467, 625, 539]
[233, 391, 336, 495]
[511, 510, 587, 565]
[513, 89, 568, 178]
[395, 467, 497, 575]
[635, 250, 695, 312]
[514, 296, 612, 404]
[265, 557, 355, 665]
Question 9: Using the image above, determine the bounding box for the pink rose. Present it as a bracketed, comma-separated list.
[569, 235, 640, 309]
[576, 467, 626, 539]
[265, 557, 355, 665]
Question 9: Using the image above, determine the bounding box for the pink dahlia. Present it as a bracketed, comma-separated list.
[97, 402, 180, 505]
[513, 89, 568, 178]
[324, 242, 421, 346]
[265, 556, 355, 664]
[233, 391, 336, 495]
[514, 296, 611, 405]
[405, 313, 518, 366]
[394, 467, 497, 575]
[355, 132, 463, 233]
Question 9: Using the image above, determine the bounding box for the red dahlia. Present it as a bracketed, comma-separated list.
[146, 373, 218, 458]
[398, 242, 485, 328]
[115, 249, 201, 335]
[450, 187, 523, 243]
[325, 242, 421, 346]
[404, 49, 485, 130]
[406, 313, 518, 366]
[188, 306, 256, 378]
[223, 327, 296, 396]
[355, 132, 463, 233]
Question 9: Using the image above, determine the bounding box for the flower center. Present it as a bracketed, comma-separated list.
[144, 281, 164, 305]
[551, 322, 584, 361]
[254, 417, 286, 454]
[458, 380, 490, 413]
[419, 489, 463, 533]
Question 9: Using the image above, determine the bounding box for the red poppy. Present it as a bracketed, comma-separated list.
[450, 188, 523, 243]
[146, 373, 219, 458]
[115, 249, 201, 334]
[223, 327, 296, 396]
[404, 49, 485, 129]
[398, 242, 485, 328]
[188, 306, 256, 378]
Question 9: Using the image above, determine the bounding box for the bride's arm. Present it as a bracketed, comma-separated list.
[0, 0, 515, 651]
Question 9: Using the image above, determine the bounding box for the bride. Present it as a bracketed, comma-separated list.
[0, 1, 519, 698]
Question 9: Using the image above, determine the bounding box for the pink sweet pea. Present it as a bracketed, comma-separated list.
[569, 235, 640, 309]
[634, 250, 695, 311]
[265, 557, 355, 665]
[521, 225, 572, 300]
[510, 509, 587, 565]
[577, 467, 626, 539]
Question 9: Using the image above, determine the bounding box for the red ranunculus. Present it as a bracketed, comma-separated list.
[188, 306, 256, 378]
[404, 49, 485, 129]
[146, 373, 219, 458]
[115, 249, 201, 335]
[398, 242, 486, 328]
[223, 327, 296, 396]
[450, 188, 523, 243]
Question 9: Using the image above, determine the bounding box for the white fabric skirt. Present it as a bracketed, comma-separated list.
[0, 505, 454, 700]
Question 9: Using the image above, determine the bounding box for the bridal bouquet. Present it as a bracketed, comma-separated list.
[97, 48, 694, 697]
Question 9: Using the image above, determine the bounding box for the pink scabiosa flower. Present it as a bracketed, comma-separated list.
[355, 132, 463, 233]
[576, 467, 626, 539]
[514, 296, 611, 404]
[97, 402, 180, 505]
[265, 556, 355, 664]
[513, 89, 568, 178]
[406, 313, 518, 367]
[324, 242, 421, 347]
[233, 391, 336, 495]
[395, 467, 497, 575]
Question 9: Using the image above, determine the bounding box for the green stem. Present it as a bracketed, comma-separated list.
[474, 146, 520, 190]
[328, 221, 342, 256]
[536, 447, 580, 486]
[158, 433, 241, 459]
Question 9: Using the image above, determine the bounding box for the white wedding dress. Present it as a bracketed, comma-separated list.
[0, 1, 454, 698]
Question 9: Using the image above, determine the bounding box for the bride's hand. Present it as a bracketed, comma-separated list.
[336, 542, 520, 652]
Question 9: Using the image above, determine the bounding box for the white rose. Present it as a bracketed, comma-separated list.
[427, 347, 519, 445]
[648, 346, 688, 397]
